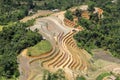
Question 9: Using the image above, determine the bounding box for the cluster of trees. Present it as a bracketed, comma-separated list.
[74, 0, 120, 58]
[2, 0, 119, 25]
[34, 0, 88, 10]
[0, 0, 35, 25]
[0, 0, 89, 25]
[43, 69, 66, 80]
[0, 21, 42, 79]
[64, 10, 73, 21]
[43, 69, 87, 80]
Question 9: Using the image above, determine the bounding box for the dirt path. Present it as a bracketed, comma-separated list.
[20, 10, 53, 22]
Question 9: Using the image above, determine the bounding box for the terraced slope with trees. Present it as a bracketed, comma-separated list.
[72, 0, 120, 58]
[0, 0, 120, 80]
[18, 14, 92, 80]
[0, 0, 88, 25]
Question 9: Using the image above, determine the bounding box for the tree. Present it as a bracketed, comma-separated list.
[65, 10, 73, 21]
[75, 9, 82, 17]
[88, 2, 95, 12]
[0, 21, 43, 79]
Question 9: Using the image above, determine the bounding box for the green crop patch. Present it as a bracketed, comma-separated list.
[28, 40, 52, 56]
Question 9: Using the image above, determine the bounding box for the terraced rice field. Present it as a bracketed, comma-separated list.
[18, 13, 92, 80]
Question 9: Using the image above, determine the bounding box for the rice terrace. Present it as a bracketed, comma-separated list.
[0, 0, 120, 80]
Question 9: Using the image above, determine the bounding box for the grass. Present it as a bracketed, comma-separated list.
[0, 25, 3, 31]
[27, 40, 52, 56]
[96, 72, 111, 80]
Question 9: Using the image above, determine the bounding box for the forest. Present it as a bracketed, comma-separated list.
[0, 0, 88, 25]
[73, 0, 120, 58]
[0, 21, 43, 79]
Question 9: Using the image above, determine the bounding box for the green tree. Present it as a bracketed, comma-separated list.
[0, 21, 43, 79]
[75, 9, 82, 17]
[65, 10, 73, 21]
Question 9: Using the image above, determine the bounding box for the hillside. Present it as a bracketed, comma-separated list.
[0, 0, 120, 80]
[0, 0, 85, 25]
[73, 0, 120, 58]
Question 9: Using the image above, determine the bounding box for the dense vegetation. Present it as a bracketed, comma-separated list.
[65, 10, 73, 21]
[43, 69, 66, 80]
[0, 21, 42, 79]
[0, 0, 35, 25]
[0, 0, 88, 25]
[96, 72, 111, 80]
[73, 0, 120, 58]
[34, 0, 86, 10]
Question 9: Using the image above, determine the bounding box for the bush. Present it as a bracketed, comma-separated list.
[65, 10, 73, 21]
[96, 72, 111, 80]
[76, 76, 86, 80]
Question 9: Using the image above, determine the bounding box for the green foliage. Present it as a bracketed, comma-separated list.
[90, 13, 100, 24]
[0, 0, 35, 25]
[88, 1, 95, 12]
[78, 18, 93, 29]
[24, 19, 35, 27]
[0, 22, 42, 79]
[74, 0, 120, 58]
[96, 72, 111, 80]
[36, 0, 84, 10]
[75, 9, 82, 17]
[43, 69, 66, 80]
[116, 76, 120, 80]
[28, 40, 52, 56]
[76, 76, 86, 80]
[0, 0, 89, 25]
[65, 10, 73, 21]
